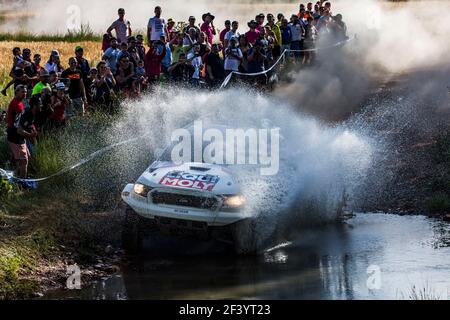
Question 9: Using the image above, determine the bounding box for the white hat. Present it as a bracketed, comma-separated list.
[55, 82, 66, 90]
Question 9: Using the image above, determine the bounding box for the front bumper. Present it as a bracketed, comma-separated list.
[121, 184, 248, 227]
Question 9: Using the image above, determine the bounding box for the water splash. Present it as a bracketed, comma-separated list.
[98, 87, 373, 250]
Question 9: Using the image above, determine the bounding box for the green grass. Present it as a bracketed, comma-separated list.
[0, 24, 102, 43]
[0, 110, 128, 299]
[0, 229, 55, 299]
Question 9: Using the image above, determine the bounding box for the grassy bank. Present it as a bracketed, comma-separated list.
[0, 29, 102, 43]
[0, 111, 142, 299]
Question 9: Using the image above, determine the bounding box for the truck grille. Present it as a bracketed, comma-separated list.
[151, 191, 218, 210]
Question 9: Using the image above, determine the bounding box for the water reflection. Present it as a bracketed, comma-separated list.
[44, 214, 450, 300]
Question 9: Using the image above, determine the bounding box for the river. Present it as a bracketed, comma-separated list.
[43, 213, 450, 300]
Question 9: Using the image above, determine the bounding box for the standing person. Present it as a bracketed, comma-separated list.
[238, 34, 251, 73]
[148, 6, 168, 43]
[245, 20, 261, 45]
[183, 27, 198, 46]
[224, 38, 243, 75]
[289, 14, 305, 61]
[266, 13, 282, 59]
[160, 40, 172, 76]
[255, 13, 265, 33]
[49, 82, 70, 128]
[145, 40, 167, 84]
[1, 48, 23, 96]
[61, 57, 88, 117]
[166, 18, 177, 42]
[107, 8, 132, 45]
[280, 18, 292, 54]
[204, 44, 224, 89]
[32, 69, 52, 96]
[312, 4, 321, 19]
[247, 40, 267, 84]
[187, 44, 203, 87]
[102, 37, 121, 73]
[45, 50, 63, 75]
[136, 34, 147, 61]
[7, 86, 39, 179]
[75, 46, 90, 82]
[127, 36, 142, 68]
[224, 21, 240, 49]
[170, 33, 186, 64]
[29, 54, 42, 89]
[200, 12, 216, 46]
[219, 20, 231, 48]
[102, 34, 111, 52]
[276, 13, 284, 27]
[92, 62, 116, 111]
[183, 16, 200, 38]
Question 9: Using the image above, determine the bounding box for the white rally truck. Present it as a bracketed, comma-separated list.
[121, 124, 253, 253]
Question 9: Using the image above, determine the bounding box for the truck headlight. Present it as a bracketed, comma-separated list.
[222, 195, 246, 212]
[133, 183, 151, 197]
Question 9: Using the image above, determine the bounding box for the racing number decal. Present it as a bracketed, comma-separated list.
[159, 171, 220, 191]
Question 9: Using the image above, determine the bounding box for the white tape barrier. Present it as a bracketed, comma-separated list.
[220, 35, 356, 89]
[2, 135, 147, 183]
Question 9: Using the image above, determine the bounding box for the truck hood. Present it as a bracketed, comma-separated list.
[137, 162, 240, 195]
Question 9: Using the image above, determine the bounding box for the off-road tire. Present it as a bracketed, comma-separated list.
[122, 205, 143, 254]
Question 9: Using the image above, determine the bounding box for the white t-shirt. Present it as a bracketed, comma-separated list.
[224, 47, 243, 71]
[110, 19, 129, 44]
[148, 16, 166, 41]
[289, 23, 304, 41]
[224, 30, 240, 43]
[189, 55, 202, 79]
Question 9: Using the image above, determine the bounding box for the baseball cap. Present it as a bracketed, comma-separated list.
[75, 45, 83, 52]
[40, 69, 50, 77]
[51, 49, 60, 57]
[55, 82, 66, 90]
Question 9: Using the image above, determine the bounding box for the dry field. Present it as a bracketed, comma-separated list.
[0, 41, 102, 109]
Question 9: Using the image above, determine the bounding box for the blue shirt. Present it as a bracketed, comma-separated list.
[160, 43, 172, 68]
[103, 47, 121, 73]
[280, 26, 292, 45]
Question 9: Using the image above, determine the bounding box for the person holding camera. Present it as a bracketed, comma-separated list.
[247, 39, 268, 85]
[205, 44, 225, 89]
[168, 53, 195, 85]
[224, 37, 243, 76]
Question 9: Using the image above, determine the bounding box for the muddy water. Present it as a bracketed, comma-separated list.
[44, 214, 450, 300]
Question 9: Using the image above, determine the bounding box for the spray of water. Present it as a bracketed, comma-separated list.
[87, 87, 373, 251]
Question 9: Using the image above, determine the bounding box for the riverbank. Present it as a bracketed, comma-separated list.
[351, 66, 450, 217]
[0, 192, 124, 299]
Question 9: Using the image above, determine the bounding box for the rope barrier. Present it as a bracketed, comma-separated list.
[1, 135, 147, 184]
[220, 35, 356, 89]
[1, 36, 356, 185]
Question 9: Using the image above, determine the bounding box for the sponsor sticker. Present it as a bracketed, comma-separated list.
[159, 171, 220, 191]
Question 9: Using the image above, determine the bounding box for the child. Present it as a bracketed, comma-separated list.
[102, 33, 111, 53]
[49, 82, 70, 128]
[135, 60, 148, 92]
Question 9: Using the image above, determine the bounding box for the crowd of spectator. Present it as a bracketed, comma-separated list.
[1, 1, 347, 179]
